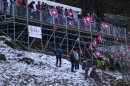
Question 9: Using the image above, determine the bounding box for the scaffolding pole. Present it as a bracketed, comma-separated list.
[44, 31, 54, 50]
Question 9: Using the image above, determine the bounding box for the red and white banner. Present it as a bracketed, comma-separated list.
[76, 36, 80, 42]
[128, 31, 130, 37]
[127, 45, 130, 51]
[54, 24, 57, 31]
[84, 15, 92, 24]
[69, 20, 74, 26]
[118, 54, 123, 61]
[93, 39, 98, 47]
[115, 36, 118, 43]
[98, 34, 102, 43]
[94, 50, 102, 58]
[28, 25, 42, 39]
[67, 10, 73, 19]
[102, 23, 109, 29]
[80, 48, 84, 56]
[50, 8, 58, 18]
[89, 43, 93, 51]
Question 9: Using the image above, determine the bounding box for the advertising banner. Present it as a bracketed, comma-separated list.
[28, 25, 42, 39]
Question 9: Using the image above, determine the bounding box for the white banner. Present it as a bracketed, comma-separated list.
[28, 25, 42, 39]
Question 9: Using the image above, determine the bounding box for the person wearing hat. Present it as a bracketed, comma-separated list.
[70, 50, 75, 72]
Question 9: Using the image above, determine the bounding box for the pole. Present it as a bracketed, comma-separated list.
[78, 19, 81, 63]
[90, 23, 93, 65]
[53, 16, 56, 50]
[66, 17, 68, 56]
[40, 11, 43, 51]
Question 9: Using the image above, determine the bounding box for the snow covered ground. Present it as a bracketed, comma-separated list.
[0, 36, 125, 86]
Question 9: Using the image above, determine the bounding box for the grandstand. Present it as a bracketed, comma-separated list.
[0, 1, 127, 63]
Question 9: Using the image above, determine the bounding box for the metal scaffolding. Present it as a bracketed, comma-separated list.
[0, 2, 127, 62]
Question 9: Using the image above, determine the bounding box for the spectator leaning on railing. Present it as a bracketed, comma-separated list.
[10, 0, 16, 14]
[3, 0, 8, 13]
[28, 1, 35, 19]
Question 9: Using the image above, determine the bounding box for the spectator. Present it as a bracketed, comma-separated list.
[10, 0, 16, 15]
[3, 0, 8, 13]
[36, 1, 42, 10]
[96, 58, 102, 69]
[91, 12, 97, 22]
[67, 9, 74, 27]
[82, 58, 89, 80]
[77, 12, 84, 29]
[100, 58, 105, 70]
[54, 46, 62, 67]
[35, 1, 42, 20]
[74, 50, 79, 70]
[28, 1, 35, 18]
[109, 54, 115, 71]
[47, 6, 54, 24]
[127, 30, 130, 44]
[41, 3, 49, 21]
[17, 0, 26, 16]
[70, 50, 75, 72]
[96, 18, 101, 32]
[57, 6, 64, 25]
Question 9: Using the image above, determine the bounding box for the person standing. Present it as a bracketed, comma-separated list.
[54, 46, 62, 67]
[74, 50, 79, 70]
[70, 50, 75, 72]
[82, 58, 89, 80]
[109, 54, 115, 71]
[10, 0, 16, 15]
[3, 0, 8, 13]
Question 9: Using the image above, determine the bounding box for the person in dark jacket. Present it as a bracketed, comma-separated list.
[3, 0, 8, 13]
[35, 1, 41, 19]
[54, 46, 62, 67]
[109, 54, 115, 71]
[77, 12, 84, 29]
[83, 58, 89, 80]
[10, 0, 16, 15]
[28, 1, 35, 18]
[70, 50, 75, 72]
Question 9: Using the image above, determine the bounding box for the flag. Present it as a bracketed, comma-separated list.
[93, 39, 98, 47]
[102, 23, 109, 29]
[118, 54, 122, 61]
[127, 45, 130, 51]
[128, 31, 130, 37]
[94, 50, 102, 58]
[84, 15, 92, 24]
[76, 36, 80, 42]
[88, 43, 93, 51]
[116, 50, 119, 56]
[50, 8, 58, 18]
[69, 20, 74, 26]
[128, 45, 130, 50]
[67, 10, 73, 19]
[54, 24, 57, 31]
[98, 34, 102, 43]
[80, 48, 84, 56]
[115, 35, 118, 43]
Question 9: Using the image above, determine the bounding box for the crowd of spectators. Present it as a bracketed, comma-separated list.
[2, 0, 101, 29]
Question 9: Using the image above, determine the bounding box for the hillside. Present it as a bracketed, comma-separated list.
[0, 36, 130, 86]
